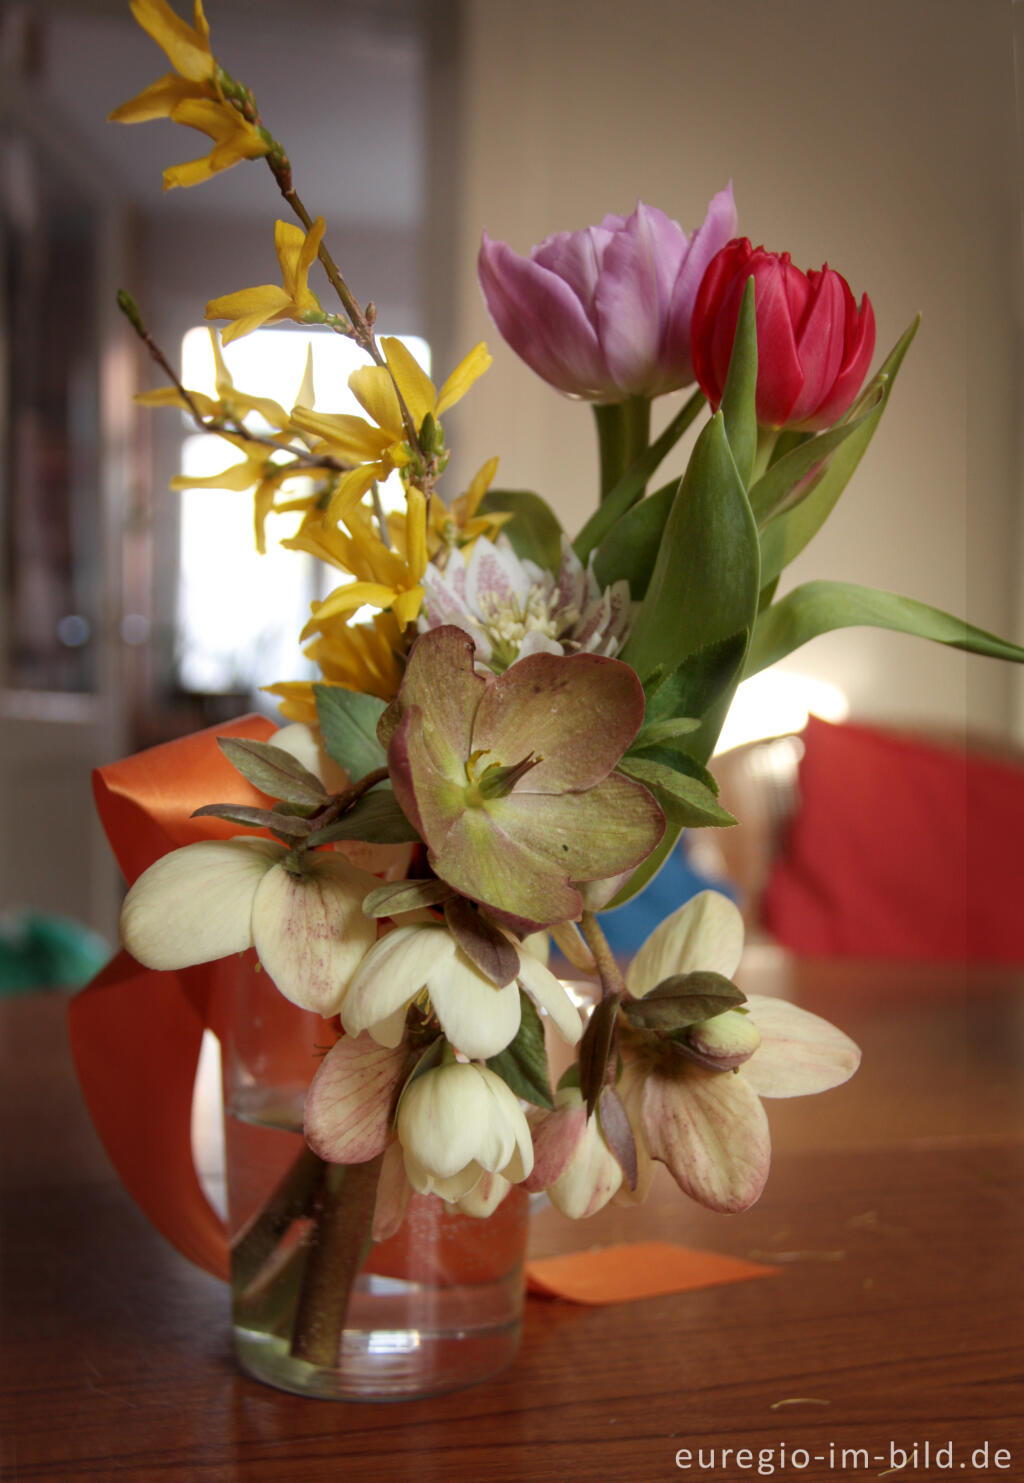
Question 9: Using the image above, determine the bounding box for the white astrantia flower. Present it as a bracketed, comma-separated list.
[396, 1061, 533, 1202]
[418, 533, 631, 673]
[618, 890, 861, 1214]
[340, 920, 583, 1060]
[120, 838, 378, 1017]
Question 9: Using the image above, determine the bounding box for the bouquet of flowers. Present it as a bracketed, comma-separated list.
[89, 0, 1024, 1389]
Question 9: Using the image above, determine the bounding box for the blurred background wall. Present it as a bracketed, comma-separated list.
[0, 0, 1021, 944]
[450, 0, 1024, 741]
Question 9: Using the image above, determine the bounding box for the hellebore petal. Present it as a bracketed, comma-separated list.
[471, 650, 646, 793]
[430, 805, 584, 933]
[384, 624, 485, 780]
[426, 950, 521, 1061]
[486, 773, 664, 884]
[251, 853, 378, 1017]
[388, 627, 662, 931]
[641, 1063, 771, 1213]
[341, 922, 456, 1044]
[120, 837, 284, 970]
[304, 1034, 409, 1164]
[526, 1088, 623, 1218]
[626, 890, 745, 997]
[741, 995, 861, 1098]
[513, 950, 583, 1046]
[397, 1062, 533, 1193]
[452, 1169, 511, 1217]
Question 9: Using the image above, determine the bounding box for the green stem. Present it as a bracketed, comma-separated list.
[290, 1155, 385, 1368]
[593, 397, 652, 502]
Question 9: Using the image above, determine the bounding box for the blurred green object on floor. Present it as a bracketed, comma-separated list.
[0, 913, 111, 994]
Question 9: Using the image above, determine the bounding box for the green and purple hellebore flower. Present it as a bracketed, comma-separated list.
[383, 625, 665, 932]
[477, 187, 737, 401]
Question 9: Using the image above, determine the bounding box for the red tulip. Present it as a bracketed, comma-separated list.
[691, 238, 876, 430]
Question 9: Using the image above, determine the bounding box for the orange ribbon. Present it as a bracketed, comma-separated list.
[68, 715, 276, 1280]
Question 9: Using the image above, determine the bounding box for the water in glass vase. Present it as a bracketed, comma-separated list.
[225, 1101, 529, 1401]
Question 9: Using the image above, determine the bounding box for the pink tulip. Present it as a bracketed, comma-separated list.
[690, 238, 876, 430]
[477, 187, 738, 402]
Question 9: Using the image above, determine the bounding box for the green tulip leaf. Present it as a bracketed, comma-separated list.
[574, 388, 706, 566]
[758, 317, 920, 590]
[746, 580, 1024, 676]
[478, 488, 564, 574]
[591, 478, 676, 598]
[644, 631, 750, 728]
[621, 412, 760, 763]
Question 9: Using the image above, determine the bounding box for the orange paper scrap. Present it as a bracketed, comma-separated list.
[525, 1241, 780, 1304]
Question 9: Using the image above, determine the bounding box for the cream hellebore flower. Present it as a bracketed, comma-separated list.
[340, 920, 582, 1060]
[396, 1061, 534, 1202]
[384, 625, 665, 932]
[525, 1085, 626, 1219]
[303, 1038, 524, 1233]
[119, 722, 377, 1016]
[620, 891, 861, 1214]
[419, 534, 632, 674]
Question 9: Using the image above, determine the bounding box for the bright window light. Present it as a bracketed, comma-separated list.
[713, 671, 849, 754]
[175, 327, 430, 695]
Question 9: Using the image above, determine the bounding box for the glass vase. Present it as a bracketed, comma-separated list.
[220, 956, 529, 1401]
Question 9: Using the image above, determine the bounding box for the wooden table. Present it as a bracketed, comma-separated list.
[2, 955, 1022, 1482]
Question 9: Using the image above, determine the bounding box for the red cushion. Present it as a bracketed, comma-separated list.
[762, 716, 1024, 961]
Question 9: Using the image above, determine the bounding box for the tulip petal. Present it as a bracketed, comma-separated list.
[304, 1034, 409, 1163]
[787, 269, 846, 425]
[471, 650, 645, 793]
[742, 995, 861, 1098]
[427, 953, 522, 1060]
[626, 890, 744, 997]
[478, 232, 611, 398]
[641, 1063, 771, 1213]
[595, 203, 686, 397]
[660, 183, 738, 390]
[340, 923, 455, 1038]
[251, 855, 378, 1016]
[120, 838, 283, 970]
